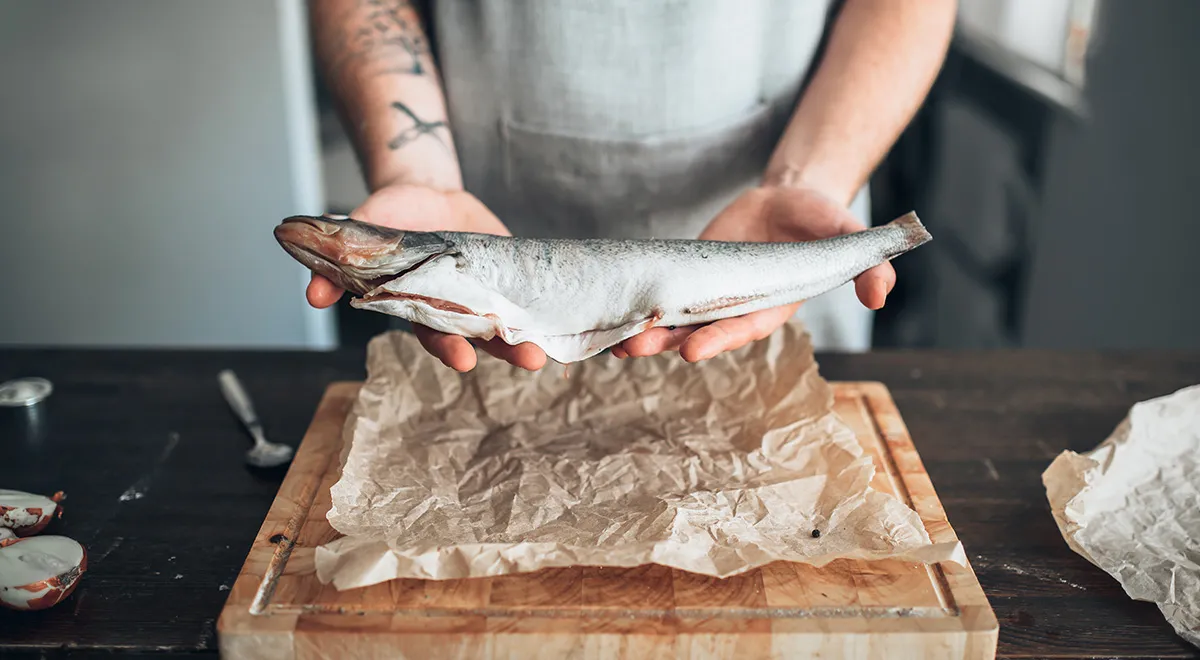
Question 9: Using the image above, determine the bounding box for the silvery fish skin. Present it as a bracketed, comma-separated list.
[274, 212, 931, 363]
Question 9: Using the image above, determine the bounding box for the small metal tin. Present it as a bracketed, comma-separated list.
[0, 378, 54, 407]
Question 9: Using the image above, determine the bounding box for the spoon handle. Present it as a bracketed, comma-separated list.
[218, 369, 264, 438]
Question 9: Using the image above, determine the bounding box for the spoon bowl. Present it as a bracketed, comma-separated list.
[217, 369, 295, 469]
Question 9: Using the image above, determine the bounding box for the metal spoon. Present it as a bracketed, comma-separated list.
[217, 369, 294, 468]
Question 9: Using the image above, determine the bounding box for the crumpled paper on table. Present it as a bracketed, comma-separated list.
[315, 321, 963, 590]
[1044, 384, 1200, 648]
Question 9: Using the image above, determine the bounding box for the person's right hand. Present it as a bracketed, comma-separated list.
[306, 184, 548, 373]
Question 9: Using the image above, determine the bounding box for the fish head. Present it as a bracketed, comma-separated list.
[274, 214, 451, 294]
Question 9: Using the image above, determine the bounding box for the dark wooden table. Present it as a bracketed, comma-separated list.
[1, 347, 1198, 659]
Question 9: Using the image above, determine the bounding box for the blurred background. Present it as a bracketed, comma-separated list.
[1, 0, 1196, 351]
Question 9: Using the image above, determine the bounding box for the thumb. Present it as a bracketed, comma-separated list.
[306, 273, 344, 308]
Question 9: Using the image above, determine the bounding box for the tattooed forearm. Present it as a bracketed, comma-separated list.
[311, 0, 463, 190]
[387, 102, 449, 151]
[327, 0, 431, 78]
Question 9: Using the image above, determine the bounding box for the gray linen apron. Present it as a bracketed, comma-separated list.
[426, 0, 873, 351]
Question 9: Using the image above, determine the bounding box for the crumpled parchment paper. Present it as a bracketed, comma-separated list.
[315, 321, 963, 590]
[1044, 384, 1200, 648]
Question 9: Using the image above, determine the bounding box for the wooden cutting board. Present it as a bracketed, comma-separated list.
[217, 381, 997, 659]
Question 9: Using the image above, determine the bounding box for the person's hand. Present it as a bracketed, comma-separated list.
[306, 184, 548, 372]
[613, 185, 895, 362]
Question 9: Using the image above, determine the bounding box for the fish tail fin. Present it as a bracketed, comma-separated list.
[887, 211, 932, 251]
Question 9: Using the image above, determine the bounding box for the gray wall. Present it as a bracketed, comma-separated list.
[0, 0, 334, 348]
[1021, 0, 1200, 349]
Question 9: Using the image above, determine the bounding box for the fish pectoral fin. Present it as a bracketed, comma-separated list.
[350, 292, 505, 341]
[516, 312, 663, 364]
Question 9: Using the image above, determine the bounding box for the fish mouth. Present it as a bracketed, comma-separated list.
[275, 215, 338, 252]
[278, 214, 341, 233]
[274, 217, 371, 294]
[274, 215, 349, 251]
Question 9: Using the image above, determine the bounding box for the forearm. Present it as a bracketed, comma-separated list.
[310, 0, 461, 191]
[764, 0, 956, 205]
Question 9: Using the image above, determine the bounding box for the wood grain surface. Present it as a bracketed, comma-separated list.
[216, 381, 998, 659]
[1, 348, 1197, 658]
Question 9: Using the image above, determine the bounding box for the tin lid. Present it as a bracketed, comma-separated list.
[0, 378, 53, 407]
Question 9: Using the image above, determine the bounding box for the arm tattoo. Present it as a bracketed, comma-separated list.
[330, 0, 431, 77]
[387, 102, 449, 151]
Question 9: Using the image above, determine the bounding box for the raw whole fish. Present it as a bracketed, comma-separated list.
[274, 212, 931, 363]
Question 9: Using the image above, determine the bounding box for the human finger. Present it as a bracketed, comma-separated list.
[415, 325, 478, 372]
[678, 304, 798, 362]
[853, 262, 895, 310]
[306, 274, 344, 308]
[476, 337, 548, 371]
[619, 325, 699, 358]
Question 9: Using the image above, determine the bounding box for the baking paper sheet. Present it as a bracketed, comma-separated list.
[315, 321, 963, 590]
[1044, 384, 1200, 648]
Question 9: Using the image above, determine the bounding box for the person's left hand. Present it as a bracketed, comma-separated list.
[613, 185, 896, 362]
